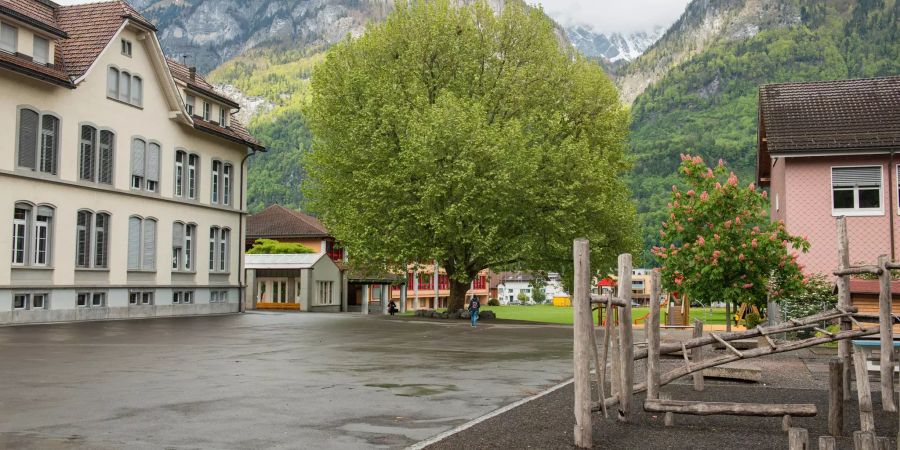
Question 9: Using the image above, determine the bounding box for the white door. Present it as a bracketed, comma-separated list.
[258, 278, 289, 303]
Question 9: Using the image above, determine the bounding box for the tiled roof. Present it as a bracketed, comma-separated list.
[193, 115, 264, 150]
[247, 205, 331, 239]
[166, 58, 240, 108]
[760, 76, 900, 154]
[849, 279, 900, 296]
[0, 46, 71, 86]
[0, 0, 66, 37]
[56, 1, 148, 79]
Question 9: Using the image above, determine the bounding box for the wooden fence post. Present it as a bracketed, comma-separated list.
[572, 239, 592, 448]
[836, 217, 852, 401]
[852, 431, 876, 450]
[877, 254, 896, 412]
[787, 427, 808, 450]
[828, 358, 844, 437]
[660, 391, 674, 426]
[646, 271, 661, 401]
[617, 253, 634, 423]
[692, 319, 705, 391]
[818, 435, 836, 450]
[852, 347, 875, 432]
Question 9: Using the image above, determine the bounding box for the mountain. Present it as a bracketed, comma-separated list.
[565, 25, 665, 63]
[626, 0, 900, 262]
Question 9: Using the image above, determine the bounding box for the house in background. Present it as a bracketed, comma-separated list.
[245, 205, 399, 313]
[496, 272, 535, 304]
[0, 0, 263, 324]
[757, 76, 900, 277]
[391, 264, 491, 310]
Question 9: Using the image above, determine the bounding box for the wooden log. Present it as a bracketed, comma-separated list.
[660, 391, 674, 426]
[712, 333, 744, 357]
[874, 437, 890, 450]
[572, 238, 592, 448]
[853, 431, 876, 450]
[599, 299, 612, 418]
[834, 266, 883, 276]
[590, 294, 627, 307]
[818, 436, 836, 450]
[588, 321, 607, 418]
[643, 399, 817, 417]
[692, 319, 705, 391]
[757, 325, 777, 349]
[877, 255, 896, 413]
[633, 307, 856, 360]
[837, 217, 852, 401]
[617, 253, 634, 423]
[646, 271, 661, 401]
[829, 358, 844, 437]
[885, 261, 900, 270]
[783, 414, 792, 431]
[852, 347, 875, 432]
[609, 308, 621, 401]
[788, 428, 808, 450]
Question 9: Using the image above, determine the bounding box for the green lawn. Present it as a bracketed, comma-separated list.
[408, 304, 730, 326]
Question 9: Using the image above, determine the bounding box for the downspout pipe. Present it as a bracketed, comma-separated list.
[238, 147, 260, 313]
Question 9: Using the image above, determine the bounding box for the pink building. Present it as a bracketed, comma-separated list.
[757, 76, 900, 276]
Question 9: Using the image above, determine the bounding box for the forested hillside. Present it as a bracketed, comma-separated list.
[629, 0, 900, 262]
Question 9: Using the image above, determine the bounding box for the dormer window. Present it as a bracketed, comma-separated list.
[33, 36, 49, 64]
[219, 108, 226, 127]
[202, 102, 210, 121]
[0, 22, 16, 53]
[185, 94, 195, 116]
[121, 39, 132, 57]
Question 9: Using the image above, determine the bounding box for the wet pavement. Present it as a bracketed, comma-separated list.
[0, 313, 575, 449]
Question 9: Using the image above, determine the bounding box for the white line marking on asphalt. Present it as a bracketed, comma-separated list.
[405, 377, 575, 450]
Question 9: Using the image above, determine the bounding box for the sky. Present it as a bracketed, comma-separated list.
[529, 0, 692, 33]
[54, 0, 693, 35]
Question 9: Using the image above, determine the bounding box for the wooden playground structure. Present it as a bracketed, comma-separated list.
[572, 217, 899, 449]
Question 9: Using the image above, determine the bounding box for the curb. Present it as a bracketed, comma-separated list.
[405, 377, 575, 450]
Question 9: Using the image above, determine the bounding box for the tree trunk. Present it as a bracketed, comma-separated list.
[448, 277, 470, 312]
[725, 301, 732, 332]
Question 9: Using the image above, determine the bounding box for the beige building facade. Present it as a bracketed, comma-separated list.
[0, 0, 264, 324]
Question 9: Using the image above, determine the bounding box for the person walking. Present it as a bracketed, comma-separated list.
[388, 299, 398, 316]
[468, 296, 480, 328]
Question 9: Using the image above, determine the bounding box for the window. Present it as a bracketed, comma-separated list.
[17, 108, 58, 175]
[78, 125, 116, 184]
[188, 154, 198, 199]
[209, 227, 230, 272]
[131, 138, 159, 192]
[211, 161, 233, 205]
[172, 222, 196, 271]
[185, 95, 195, 116]
[32, 36, 48, 65]
[174, 150, 200, 199]
[129, 291, 153, 305]
[107, 66, 142, 107]
[219, 108, 226, 127]
[316, 281, 335, 305]
[202, 102, 210, 121]
[11, 203, 53, 267]
[12, 293, 47, 310]
[128, 216, 156, 271]
[0, 22, 16, 53]
[210, 290, 228, 303]
[832, 166, 882, 214]
[75, 210, 109, 269]
[173, 291, 194, 304]
[76, 292, 106, 308]
[175, 151, 184, 197]
[121, 39, 132, 57]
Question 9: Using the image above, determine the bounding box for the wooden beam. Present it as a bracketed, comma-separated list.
[572, 239, 592, 448]
[833, 266, 883, 277]
[877, 255, 896, 412]
[828, 358, 844, 437]
[712, 333, 744, 357]
[836, 217, 853, 401]
[616, 253, 634, 423]
[590, 294, 627, 307]
[692, 320, 704, 392]
[788, 428, 808, 450]
[757, 325, 777, 349]
[852, 347, 875, 432]
[646, 271, 661, 401]
[643, 399, 816, 417]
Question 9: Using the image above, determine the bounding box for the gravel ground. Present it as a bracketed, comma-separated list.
[426, 348, 899, 449]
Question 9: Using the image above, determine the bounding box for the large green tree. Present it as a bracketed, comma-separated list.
[305, 0, 638, 311]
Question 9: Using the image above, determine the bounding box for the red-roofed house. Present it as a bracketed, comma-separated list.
[0, 0, 264, 324]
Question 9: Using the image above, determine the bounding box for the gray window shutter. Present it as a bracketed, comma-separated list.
[98, 131, 114, 184]
[142, 219, 156, 270]
[80, 126, 95, 181]
[131, 139, 145, 177]
[146, 142, 160, 182]
[107, 67, 118, 98]
[173, 222, 184, 248]
[128, 217, 141, 269]
[131, 76, 142, 106]
[832, 166, 881, 187]
[18, 108, 38, 169]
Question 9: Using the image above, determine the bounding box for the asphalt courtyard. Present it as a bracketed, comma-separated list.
[0, 313, 574, 449]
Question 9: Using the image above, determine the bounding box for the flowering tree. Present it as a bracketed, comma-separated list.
[653, 155, 809, 328]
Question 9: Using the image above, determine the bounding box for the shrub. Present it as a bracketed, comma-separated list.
[777, 274, 837, 322]
[517, 292, 529, 303]
[247, 238, 315, 254]
[487, 298, 500, 306]
[744, 312, 762, 329]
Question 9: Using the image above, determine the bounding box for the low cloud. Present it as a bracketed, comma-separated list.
[529, 0, 692, 33]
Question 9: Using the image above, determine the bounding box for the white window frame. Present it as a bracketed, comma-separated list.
[75, 210, 109, 269]
[12, 292, 48, 310]
[172, 222, 196, 272]
[208, 227, 230, 273]
[219, 108, 226, 127]
[107, 65, 143, 107]
[32, 35, 49, 65]
[12, 203, 54, 267]
[76, 291, 106, 308]
[129, 290, 154, 305]
[316, 281, 336, 306]
[185, 95, 195, 116]
[16, 107, 59, 176]
[128, 216, 157, 271]
[173, 290, 194, 304]
[202, 102, 210, 121]
[831, 165, 884, 217]
[211, 160, 220, 204]
[121, 39, 132, 57]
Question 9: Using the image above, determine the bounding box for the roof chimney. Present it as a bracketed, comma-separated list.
[188, 66, 196, 81]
